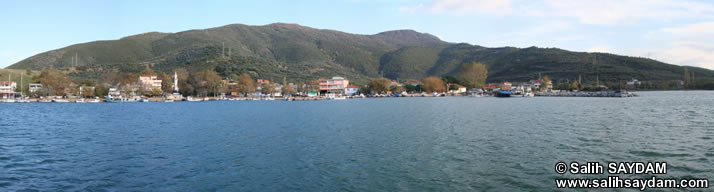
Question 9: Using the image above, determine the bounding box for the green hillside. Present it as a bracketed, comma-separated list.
[7, 23, 714, 86]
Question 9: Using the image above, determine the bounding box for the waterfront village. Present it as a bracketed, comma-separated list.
[0, 69, 637, 103]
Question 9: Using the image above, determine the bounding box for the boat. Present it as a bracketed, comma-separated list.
[495, 89, 512, 97]
[328, 96, 346, 100]
[87, 98, 101, 103]
[164, 99, 174, 102]
[138, 98, 150, 102]
[523, 89, 534, 97]
[105, 96, 139, 103]
[52, 98, 70, 103]
[185, 96, 202, 102]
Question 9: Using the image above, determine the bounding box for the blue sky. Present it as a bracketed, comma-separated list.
[2, 0, 714, 69]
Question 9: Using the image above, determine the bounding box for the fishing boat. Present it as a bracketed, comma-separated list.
[494, 89, 512, 97]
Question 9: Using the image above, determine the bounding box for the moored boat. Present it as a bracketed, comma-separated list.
[495, 89, 512, 97]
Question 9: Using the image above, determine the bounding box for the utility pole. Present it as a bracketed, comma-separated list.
[222, 42, 225, 58]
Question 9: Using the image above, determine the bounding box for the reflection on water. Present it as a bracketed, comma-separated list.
[1, 91, 712, 191]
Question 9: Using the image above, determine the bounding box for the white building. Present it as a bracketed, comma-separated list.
[138, 75, 162, 90]
[29, 83, 42, 93]
[0, 81, 17, 98]
[344, 85, 359, 96]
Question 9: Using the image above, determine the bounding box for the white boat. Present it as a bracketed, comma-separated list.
[186, 96, 202, 102]
[328, 96, 346, 100]
[138, 98, 150, 102]
[52, 99, 70, 103]
[2, 99, 16, 103]
[163, 99, 174, 102]
[523, 90, 534, 97]
[87, 99, 101, 103]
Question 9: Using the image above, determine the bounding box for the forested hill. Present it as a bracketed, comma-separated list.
[8, 23, 714, 86]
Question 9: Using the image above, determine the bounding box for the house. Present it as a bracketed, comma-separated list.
[0, 81, 17, 98]
[482, 83, 498, 90]
[404, 79, 422, 86]
[138, 76, 162, 90]
[256, 79, 270, 84]
[319, 76, 349, 95]
[107, 88, 121, 98]
[529, 80, 542, 89]
[530, 79, 552, 91]
[29, 83, 43, 93]
[448, 83, 467, 94]
[625, 79, 641, 89]
[344, 85, 360, 96]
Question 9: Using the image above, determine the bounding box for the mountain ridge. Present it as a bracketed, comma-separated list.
[8, 23, 713, 87]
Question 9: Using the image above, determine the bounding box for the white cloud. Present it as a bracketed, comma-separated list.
[399, 0, 513, 15]
[635, 22, 714, 69]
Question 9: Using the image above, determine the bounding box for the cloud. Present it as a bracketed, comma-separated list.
[399, 0, 513, 15]
[636, 22, 714, 69]
[400, 0, 714, 25]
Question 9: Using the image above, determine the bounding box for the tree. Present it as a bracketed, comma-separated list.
[158, 72, 173, 94]
[309, 79, 321, 93]
[81, 87, 95, 98]
[449, 84, 459, 91]
[190, 70, 222, 96]
[404, 84, 418, 93]
[173, 68, 192, 95]
[683, 67, 690, 88]
[458, 62, 488, 89]
[422, 76, 446, 93]
[150, 88, 162, 96]
[368, 78, 391, 94]
[95, 84, 107, 97]
[540, 75, 552, 92]
[237, 73, 256, 96]
[389, 85, 404, 93]
[571, 81, 579, 91]
[140, 67, 157, 76]
[261, 82, 275, 96]
[118, 72, 138, 86]
[281, 77, 296, 96]
[35, 70, 73, 96]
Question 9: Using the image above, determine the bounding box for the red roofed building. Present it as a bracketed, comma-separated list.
[345, 85, 360, 96]
[0, 81, 17, 98]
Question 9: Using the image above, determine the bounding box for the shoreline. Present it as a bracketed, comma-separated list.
[1, 90, 650, 103]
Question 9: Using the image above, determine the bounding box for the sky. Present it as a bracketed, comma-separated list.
[1, 0, 714, 69]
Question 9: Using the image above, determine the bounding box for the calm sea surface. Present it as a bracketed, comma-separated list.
[1, 91, 713, 191]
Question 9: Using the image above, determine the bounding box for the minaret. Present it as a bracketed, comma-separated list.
[173, 72, 179, 93]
